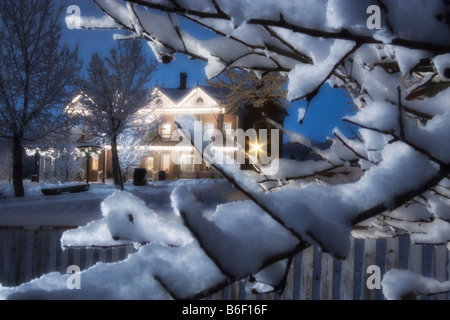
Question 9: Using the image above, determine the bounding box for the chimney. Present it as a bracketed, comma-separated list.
[179, 72, 187, 90]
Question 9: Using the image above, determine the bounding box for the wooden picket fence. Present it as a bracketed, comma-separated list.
[0, 227, 449, 300]
[0, 228, 135, 288]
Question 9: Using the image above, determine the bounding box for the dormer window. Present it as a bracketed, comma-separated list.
[161, 123, 171, 139]
[196, 97, 204, 104]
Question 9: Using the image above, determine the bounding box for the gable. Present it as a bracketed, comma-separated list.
[178, 88, 219, 108]
[150, 87, 221, 109]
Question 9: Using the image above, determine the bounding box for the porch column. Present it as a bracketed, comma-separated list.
[86, 152, 90, 184]
[102, 149, 106, 183]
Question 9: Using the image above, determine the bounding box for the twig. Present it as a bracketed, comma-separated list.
[343, 118, 449, 169]
[397, 86, 405, 140]
[333, 131, 375, 165]
[262, 26, 313, 64]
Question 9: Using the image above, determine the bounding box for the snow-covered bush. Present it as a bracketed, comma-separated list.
[1, 0, 449, 300]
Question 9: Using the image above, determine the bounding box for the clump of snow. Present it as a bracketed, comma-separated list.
[171, 185, 298, 278]
[287, 40, 355, 101]
[298, 108, 307, 122]
[246, 259, 289, 294]
[405, 112, 450, 163]
[394, 47, 432, 75]
[65, 10, 117, 29]
[410, 219, 450, 245]
[0, 241, 225, 300]
[326, 0, 375, 33]
[433, 54, 450, 80]
[62, 190, 192, 248]
[260, 158, 333, 179]
[345, 101, 400, 135]
[383, 0, 450, 46]
[382, 269, 450, 300]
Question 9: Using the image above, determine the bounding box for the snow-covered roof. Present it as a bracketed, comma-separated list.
[156, 85, 229, 106]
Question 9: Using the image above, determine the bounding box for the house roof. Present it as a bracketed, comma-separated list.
[154, 73, 287, 116]
[157, 85, 230, 105]
[158, 87, 192, 104]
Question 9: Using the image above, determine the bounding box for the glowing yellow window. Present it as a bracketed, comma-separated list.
[146, 157, 154, 171]
[91, 155, 99, 170]
[162, 154, 170, 172]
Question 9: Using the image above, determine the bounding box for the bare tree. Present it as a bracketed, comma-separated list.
[117, 124, 162, 182]
[117, 127, 147, 182]
[77, 39, 158, 190]
[0, 0, 81, 197]
[52, 130, 85, 183]
[206, 69, 289, 114]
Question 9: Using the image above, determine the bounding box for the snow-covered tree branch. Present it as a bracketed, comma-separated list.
[2, 0, 449, 300]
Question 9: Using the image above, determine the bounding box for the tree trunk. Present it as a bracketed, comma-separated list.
[111, 137, 124, 190]
[12, 135, 25, 197]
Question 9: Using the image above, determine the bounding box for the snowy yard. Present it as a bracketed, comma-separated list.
[0, 179, 242, 228]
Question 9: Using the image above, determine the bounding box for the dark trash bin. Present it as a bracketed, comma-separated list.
[158, 170, 166, 181]
[133, 168, 147, 186]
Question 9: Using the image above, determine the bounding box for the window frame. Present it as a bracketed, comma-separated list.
[162, 153, 170, 172]
[161, 123, 172, 139]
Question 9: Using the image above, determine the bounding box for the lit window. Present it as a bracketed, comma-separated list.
[162, 154, 170, 172]
[91, 155, 99, 171]
[146, 157, 154, 171]
[181, 154, 194, 172]
[161, 123, 171, 139]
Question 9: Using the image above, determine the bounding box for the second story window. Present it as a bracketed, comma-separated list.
[161, 123, 171, 139]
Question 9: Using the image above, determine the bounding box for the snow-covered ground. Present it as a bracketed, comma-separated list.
[0, 179, 245, 228]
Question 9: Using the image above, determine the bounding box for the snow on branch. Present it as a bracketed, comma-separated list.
[382, 269, 450, 300]
[171, 185, 299, 280]
[173, 114, 443, 261]
[69, 0, 450, 117]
